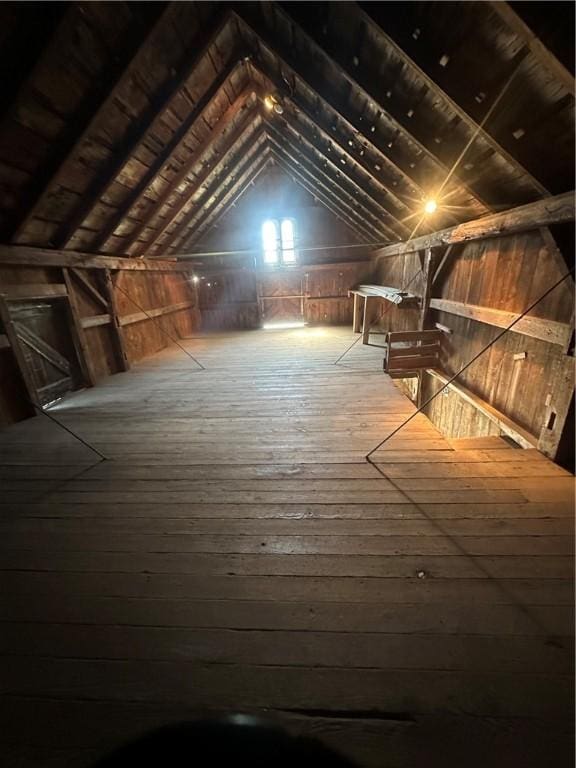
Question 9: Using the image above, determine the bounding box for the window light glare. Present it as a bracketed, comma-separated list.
[424, 199, 437, 214]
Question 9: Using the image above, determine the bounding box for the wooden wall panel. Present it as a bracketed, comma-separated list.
[196, 261, 373, 330]
[0, 264, 199, 428]
[372, 228, 575, 460]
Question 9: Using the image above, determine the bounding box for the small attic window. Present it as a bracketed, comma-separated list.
[262, 218, 297, 266]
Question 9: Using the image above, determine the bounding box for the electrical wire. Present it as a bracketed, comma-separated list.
[365, 269, 574, 462]
[113, 284, 206, 370]
[32, 399, 107, 462]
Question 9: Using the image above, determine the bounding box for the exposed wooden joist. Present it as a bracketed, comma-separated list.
[7, 3, 173, 244]
[374, 191, 575, 259]
[0, 245, 187, 272]
[267, 136, 386, 240]
[488, 1, 575, 92]
[429, 297, 572, 348]
[178, 152, 273, 251]
[0, 284, 68, 301]
[248, 62, 414, 231]
[271, 152, 373, 245]
[89, 58, 248, 253]
[353, 4, 550, 197]
[52, 10, 237, 250]
[266, 131, 388, 242]
[426, 368, 538, 449]
[168, 135, 270, 252]
[123, 87, 258, 256]
[237, 8, 493, 214]
[265, 117, 398, 240]
[272, 153, 373, 245]
[144, 110, 264, 256]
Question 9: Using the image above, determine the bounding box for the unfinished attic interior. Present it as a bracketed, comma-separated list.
[0, 1, 574, 765]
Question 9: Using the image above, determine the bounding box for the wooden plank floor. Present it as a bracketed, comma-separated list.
[0, 326, 574, 767]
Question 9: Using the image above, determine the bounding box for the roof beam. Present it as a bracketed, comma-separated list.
[3, 2, 170, 243]
[88, 58, 248, 253]
[270, 147, 380, 242]
[184, 160, 273, 250]
[249, 64, 411, 236]
[165, 135, 270, 252]
[270, 153, 373, 244]
[487, 2, 574, 92]
[148, 117, 265, 255]
[0, 244, 186, 271]
[50, 10, 236, 250]
[265, 131, 387, 241]
[177, 152, 272, 252]
[235, 8, 493, 214]
[127, 87, 258, 257]
[264, 112, 403, 238]
[278, 3, 549, 201]
[374, 190, 575, 259]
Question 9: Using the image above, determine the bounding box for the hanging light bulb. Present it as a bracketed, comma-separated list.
[424, 199, 437, 214]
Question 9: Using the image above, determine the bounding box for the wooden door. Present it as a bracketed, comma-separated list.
[8, 300, 84, 407]
[258, 271, 304, 325]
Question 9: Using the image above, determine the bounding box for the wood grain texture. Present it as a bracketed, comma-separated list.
[0, 326, 573, 767]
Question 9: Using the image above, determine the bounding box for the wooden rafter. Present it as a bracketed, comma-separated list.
[267, 133, 389, 241]
[274, 155, 374, 245]
[185, 161, 274, 250]
[51, 9, 237, 250]
[153, 130, 270, 254]
[150, 120, 264, 255]
[487, 1, 574, 92]
[88, 58, 248, 253]
[270, 151, 375, 244]
[247, 62, 414, 223]
[235, 9, 494, 215]
[7, 3, 174, 244]
[266, 133, 386, 242]
[279, 3, 549, 200]
[125, 87, 258, 256]
[166, 138, 271, 252]
[265, 118, 398, 240]
[255, 78, 411, 236]
[177, 153, 273, 252]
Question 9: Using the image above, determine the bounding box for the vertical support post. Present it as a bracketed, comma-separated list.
[417, 248, 435, 409]
[362, 296, 374, 344]
[62, 268, 96, 387]
[352, 292, 362, 333]
[0, 294, 39, 407]
[101, 269, 130, 371]
[419, 247, 434, 331]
